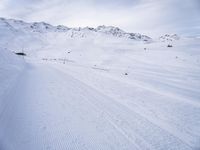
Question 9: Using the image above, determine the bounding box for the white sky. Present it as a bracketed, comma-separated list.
[0, 0, 199, 37]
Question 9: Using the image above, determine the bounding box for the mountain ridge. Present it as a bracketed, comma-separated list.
[0, 17, 152, 42]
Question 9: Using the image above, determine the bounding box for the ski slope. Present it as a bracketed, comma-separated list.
[1, 41, 200, 150]
[0, 59, 199, 150]
[0, 18, 200, 150]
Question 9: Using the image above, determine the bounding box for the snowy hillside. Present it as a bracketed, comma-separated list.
[0, 18, 200, 150]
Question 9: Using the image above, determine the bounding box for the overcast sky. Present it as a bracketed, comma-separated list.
[0, 0, 199, 37]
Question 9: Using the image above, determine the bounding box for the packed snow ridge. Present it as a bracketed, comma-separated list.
[0, 17, 151, 41]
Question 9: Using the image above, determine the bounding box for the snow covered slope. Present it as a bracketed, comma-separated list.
[0, 18, 200, 150]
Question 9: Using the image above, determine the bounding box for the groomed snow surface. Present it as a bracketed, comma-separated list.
[0, 19, 200, 149]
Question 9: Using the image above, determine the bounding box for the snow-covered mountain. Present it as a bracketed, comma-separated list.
[159, 34, 180, 42]
[0, 17, 151, 41]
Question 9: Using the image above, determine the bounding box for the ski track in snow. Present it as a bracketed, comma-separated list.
[0, 59, 199, 150]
